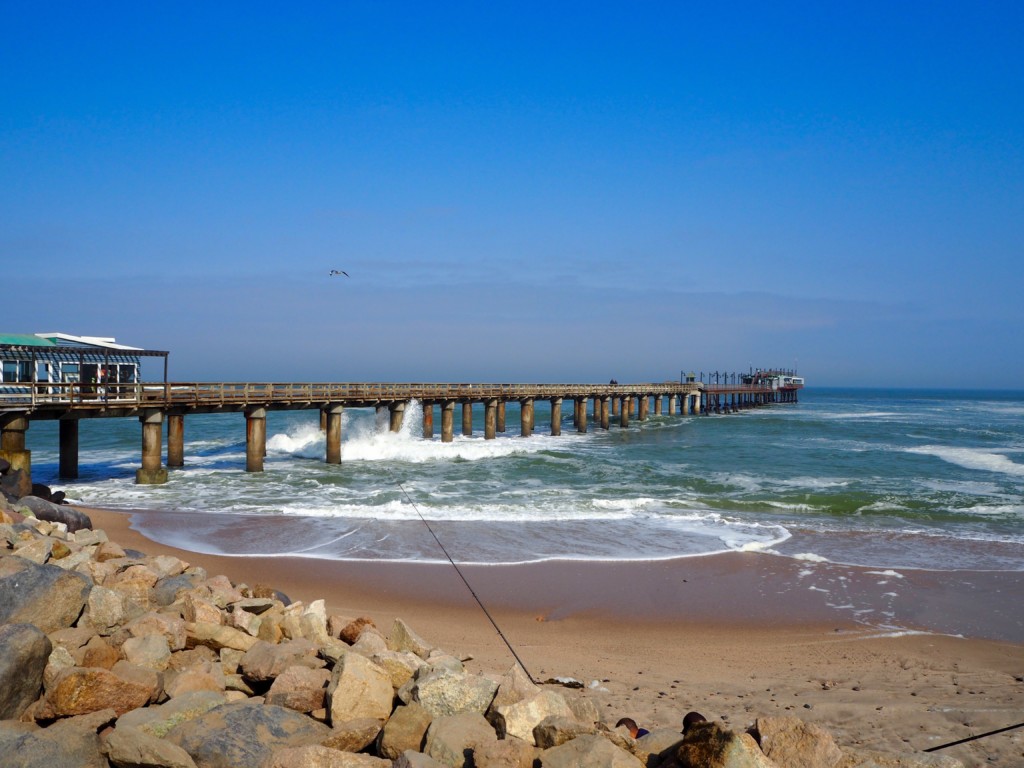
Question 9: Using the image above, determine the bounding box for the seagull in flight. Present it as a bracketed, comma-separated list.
[329, 269, 349, 277]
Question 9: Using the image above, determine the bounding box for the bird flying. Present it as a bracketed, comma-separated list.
[329, 270, 349, 277]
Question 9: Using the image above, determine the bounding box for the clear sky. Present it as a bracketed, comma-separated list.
[3, 2, 1022, 387]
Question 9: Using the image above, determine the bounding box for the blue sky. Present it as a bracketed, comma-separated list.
[3, 2, 1021, 387]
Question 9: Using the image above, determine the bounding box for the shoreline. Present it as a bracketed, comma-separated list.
[70, 503, 1024, 763]
[92, 505, 1024, 643]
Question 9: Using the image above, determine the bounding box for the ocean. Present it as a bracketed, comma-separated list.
[24, 387, 1024, 573]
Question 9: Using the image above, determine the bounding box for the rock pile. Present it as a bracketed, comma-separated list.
[0, 495, 963, 768]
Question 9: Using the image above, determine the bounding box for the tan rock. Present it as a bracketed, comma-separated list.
[182, 592, 224, 625]
[321, 717, 385, 753]
[540, 733, 645, 768]
[268, 745, 391, 768]
[327, 650, 395, 724]
[165, 660, 226, 698]
[755, 716, 842, 768]
[266, 665, 332, 713]
[81, 634, 120, 670]
[122, 633, 172, 671]
[379, 702, 434, 759]
[185, 621, 259, 652]
[494, 689, 575, 744]
[94, 540, 126, 562]
[125, 611, 187, 651]
[41, 663, 157, 718]
[389, 618, 434, 659]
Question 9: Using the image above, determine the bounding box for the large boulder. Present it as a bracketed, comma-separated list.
[17, 496, 92, 532]
[0, 557, 92, 633]
[388, 618, 435, 659]
[37, 662, 160, 718]
[754, 717, 842, 768]
[0, 709, 115, 768]
[101, 725, 199, 768]
[265, 664, 332, 713]
[494, 690, 576, 744]
[327, 651, 395, 724]
[117, 690, 228, 738]
[165, 702, 332, 768]
[676, 721, 777, 768]
[239, 638, 323, 683]
[379, 702, 434, 759]
[423, 712, 498, 768]
[0, 623, 52, 719]
[539, 733, 644, 768]
[266, 745, 391, 768]
[406, 667, 499, 718]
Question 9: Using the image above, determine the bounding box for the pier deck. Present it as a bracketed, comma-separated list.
[0, 377, 802, 491]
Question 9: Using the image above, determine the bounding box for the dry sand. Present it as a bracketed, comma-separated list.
[78, 505, 1024, 765]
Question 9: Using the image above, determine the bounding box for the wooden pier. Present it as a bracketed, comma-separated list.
[0, 376, 802, 490]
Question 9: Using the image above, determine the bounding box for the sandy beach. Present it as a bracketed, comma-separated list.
[76, 504, 1024, 765]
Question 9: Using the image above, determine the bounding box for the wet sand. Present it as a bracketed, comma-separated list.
[78, 505, 1024, 764]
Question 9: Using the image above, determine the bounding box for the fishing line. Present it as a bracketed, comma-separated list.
[923, 721, 1024, 752]
[386, 469, 538, 684]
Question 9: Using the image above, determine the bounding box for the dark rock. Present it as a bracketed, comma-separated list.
[0, 457, 11, 474]
[17, 496, 93, 532]
[0, 709, 115, 768]
[165, 701, 332, 768]
[153, 572, 207, 607]
[0, 623, 52, 719]
[31, 483, 53, 501]
[0, 468, 25, 500]
[0, 557, 92, 633]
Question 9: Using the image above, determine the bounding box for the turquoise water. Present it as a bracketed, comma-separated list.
[24, 388, 1024, 571]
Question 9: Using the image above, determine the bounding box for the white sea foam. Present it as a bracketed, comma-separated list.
[866, 570, 904, 578]
[792, 552, 830, 563]
[904, 445, 1024, 477]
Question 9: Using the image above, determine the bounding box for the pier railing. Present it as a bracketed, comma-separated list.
[1, 380, 706, 413]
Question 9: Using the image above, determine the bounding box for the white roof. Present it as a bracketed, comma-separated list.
[35, 332, 144, 351]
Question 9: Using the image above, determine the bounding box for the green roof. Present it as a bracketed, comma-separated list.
[0, 334, 56, 347]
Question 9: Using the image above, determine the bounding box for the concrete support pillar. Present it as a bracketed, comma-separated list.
[58, 417, 79, 479]
[485, 399, 497, 440]
[167, 414, 184, 468]
[520, 399, 534, 437]
[497, 401, 506, 433]
[0, 413, 31, 498]
[612, 397, 619, 416]
[136, 409, 168, 484]
[325, 404, 343, 464]
[375, 405, 387, 430]
[576, 397, 587, 433]
[422, 402, 434, 438]
[620, 397, 630, 428]
[244, 407, 267, 474]
[462, 402, 473, 436]
[550, 398, 562, 436]
[390, 402, 406, 433]
[639, 396, 649, 421]
[441, 402, 455, 443]
[572, 398, 580, 428]
[319, 410, 327, 432]
[668, 395, 677, 415]
[600, 396, 610, 430]
[593, 397, 599, 419]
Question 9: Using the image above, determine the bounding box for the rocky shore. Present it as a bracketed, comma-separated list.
[0, 474, 971, 768]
